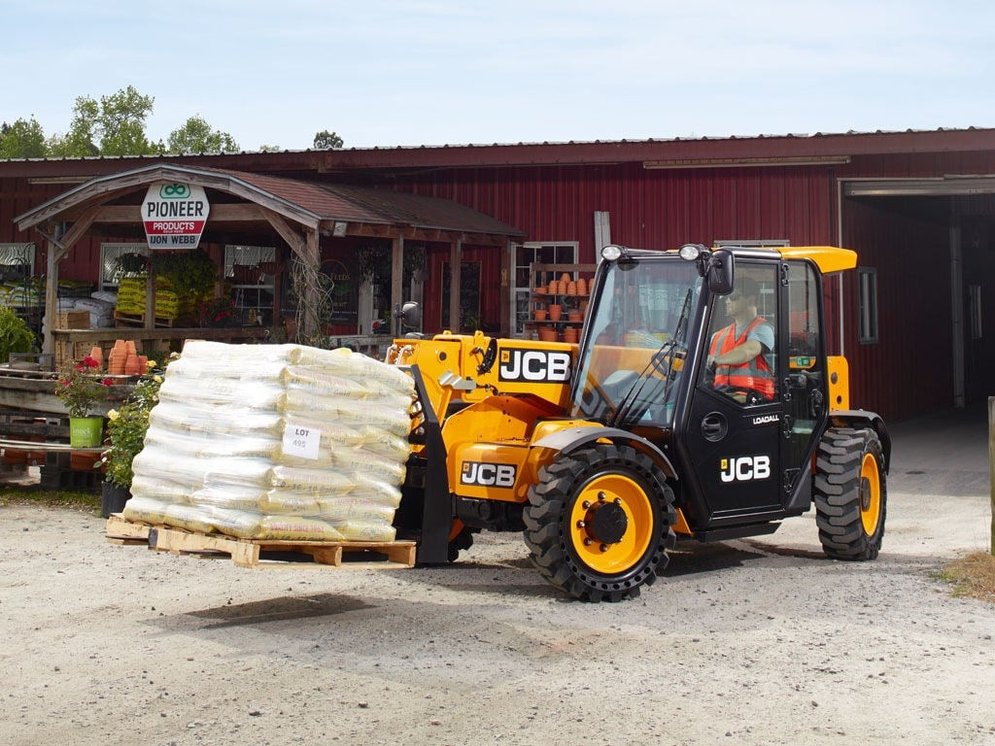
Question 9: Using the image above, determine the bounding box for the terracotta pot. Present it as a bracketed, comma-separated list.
[568, 310, 583, 322]
[548, 304, 562, 322]
[88, 346, 104, 370]
[534, 310, 548, 321]
[562, 328, 579, 344]
[577, 278, 587, 295]
[566, 281, 577, 295]
[560, 272, 571, 284]
[538, 327, 558, 342]
[547, 280, 559, 295]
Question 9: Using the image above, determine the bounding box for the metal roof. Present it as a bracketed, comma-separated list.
[4, 126, 995, 176]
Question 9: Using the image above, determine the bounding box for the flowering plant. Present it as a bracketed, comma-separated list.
[198, 296, 238, 327]
[101, 359, 166, 488]
[54, 356, 114, 418]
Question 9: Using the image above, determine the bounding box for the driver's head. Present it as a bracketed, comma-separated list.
[726, 277, 760, 312]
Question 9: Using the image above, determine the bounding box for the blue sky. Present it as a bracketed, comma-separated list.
[3, 0, 994, 151]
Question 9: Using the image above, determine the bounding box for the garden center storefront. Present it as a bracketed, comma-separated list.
[13, 162, 523, 361]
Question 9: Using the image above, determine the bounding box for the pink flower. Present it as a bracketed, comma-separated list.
[101, 377, 114, 387]
[81, 356, 99, 369]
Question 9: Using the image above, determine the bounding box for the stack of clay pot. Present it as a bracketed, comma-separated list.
[107, 339, 148, 376]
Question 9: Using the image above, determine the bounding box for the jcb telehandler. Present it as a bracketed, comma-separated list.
[388, 244, 889, 602]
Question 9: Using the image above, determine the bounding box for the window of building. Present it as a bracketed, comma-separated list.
[858, 267, 879, 344]
[99, 243, 148, 290]
[512, 242, 578, 336]
[225, 245, 276, 326]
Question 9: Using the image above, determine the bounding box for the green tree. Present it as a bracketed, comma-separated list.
[166, 115, 240, 154]
[313, 130, 344, 149]
[49, 85, 156, 157]
[0, 117, 48, 158]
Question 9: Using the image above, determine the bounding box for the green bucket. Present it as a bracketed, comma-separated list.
[69, 416, 104, 448]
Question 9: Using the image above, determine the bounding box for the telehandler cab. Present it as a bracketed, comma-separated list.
[388, 244, 889, 602]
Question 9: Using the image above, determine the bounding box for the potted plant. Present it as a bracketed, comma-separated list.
[54, 356, 114, 447]
[100, 362, 164, 516]
[0, 306, 35, 364]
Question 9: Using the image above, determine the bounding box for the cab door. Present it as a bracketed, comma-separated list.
[779, 260, 829, 510]
[683, 261, 785, 524]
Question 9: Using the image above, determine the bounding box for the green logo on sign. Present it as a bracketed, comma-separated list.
[159, 183, 191, 199]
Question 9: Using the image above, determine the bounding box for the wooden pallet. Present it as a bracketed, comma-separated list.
[105, 513, 151, 545]
[145, 525, 416, 569]
[113, 311, 178, 328]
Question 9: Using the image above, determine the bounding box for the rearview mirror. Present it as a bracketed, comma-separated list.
[707, 250, 735, 295]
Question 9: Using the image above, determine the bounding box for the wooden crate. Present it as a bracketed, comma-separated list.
[147, 525, 416, 570]
[54, 338, 92, 369]
[56, 311, 91, 329]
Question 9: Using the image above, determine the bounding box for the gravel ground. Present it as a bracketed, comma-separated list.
[1, 458, 993, 746]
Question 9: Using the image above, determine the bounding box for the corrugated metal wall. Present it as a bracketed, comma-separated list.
[393, 163, 836, 260]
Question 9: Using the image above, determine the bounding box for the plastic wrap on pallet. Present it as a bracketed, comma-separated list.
[123, 341, 414, 542]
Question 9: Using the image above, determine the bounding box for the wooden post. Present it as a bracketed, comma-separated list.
[500, 240, 512, 337]
[43, 240, 59, 356]
[449, 238, 462, 332]
[301, 228, 321, 341]
[989, 396, 994, 555]
[391, 236, 404, 335]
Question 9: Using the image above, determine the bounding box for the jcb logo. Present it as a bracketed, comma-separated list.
[498, 349, 571, 383]
[461, 461, 517, 488]
[720, 455, 771, 483]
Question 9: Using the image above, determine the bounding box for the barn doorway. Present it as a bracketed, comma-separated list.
[842, 178, 995, 420]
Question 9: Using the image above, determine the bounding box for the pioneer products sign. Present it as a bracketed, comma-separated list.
[142, 182, 210, 249]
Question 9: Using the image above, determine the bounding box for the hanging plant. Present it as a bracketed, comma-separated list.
[115, 252, 149, 277]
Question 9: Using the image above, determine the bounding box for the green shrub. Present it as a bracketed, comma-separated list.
[0, 306, 35, 363]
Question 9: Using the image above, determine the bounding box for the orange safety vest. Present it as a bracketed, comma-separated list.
[708, 316, 775, 400]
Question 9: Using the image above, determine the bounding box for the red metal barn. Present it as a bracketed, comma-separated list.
[3, 127, 995, 421]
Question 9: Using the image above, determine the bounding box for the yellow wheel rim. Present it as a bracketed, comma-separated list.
[859, 452, 881, 536]
[568, 473, 654, 575]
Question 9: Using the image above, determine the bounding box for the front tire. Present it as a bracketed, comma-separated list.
[814, 427, 887, 560]
[523, 444, 676, 602]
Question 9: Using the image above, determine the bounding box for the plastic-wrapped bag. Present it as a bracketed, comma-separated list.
[128, 340, 413, 543]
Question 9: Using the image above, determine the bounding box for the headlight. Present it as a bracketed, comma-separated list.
[679, 243, 704, 261]
[601, 245, 623, 261]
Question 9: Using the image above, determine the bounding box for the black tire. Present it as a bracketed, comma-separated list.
[814, 427, 887, 560]
[523, 444, 677, 602]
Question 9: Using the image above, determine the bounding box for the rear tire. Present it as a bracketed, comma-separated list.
[523, 444, 676, 602]
[814, 427, 886, 560]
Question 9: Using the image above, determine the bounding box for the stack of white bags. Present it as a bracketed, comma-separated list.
[122, 340, 414, 543]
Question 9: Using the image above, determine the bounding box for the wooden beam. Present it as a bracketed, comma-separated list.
[263, 211, 307, 260]
[43, 239, 58, 356]
[391, 236, 404, 334]
[53, 211, 96, 261]
[301, 228, 321, 340]
[449, 238, 462, 333]
[500, 240, 513, 337]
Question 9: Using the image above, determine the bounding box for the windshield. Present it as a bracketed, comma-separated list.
[572, 256, 703, 427]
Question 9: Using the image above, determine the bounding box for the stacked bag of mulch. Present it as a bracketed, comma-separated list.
[122, 340, 414, 542]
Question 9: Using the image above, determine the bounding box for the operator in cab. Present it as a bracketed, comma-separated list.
[706, 276, 775, 405]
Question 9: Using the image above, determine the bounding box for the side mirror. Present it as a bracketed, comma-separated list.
[707, 250, 735, 295]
